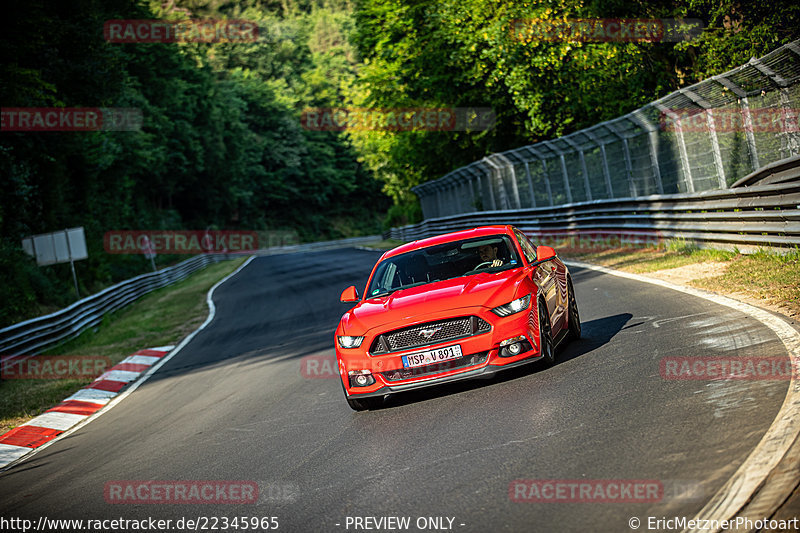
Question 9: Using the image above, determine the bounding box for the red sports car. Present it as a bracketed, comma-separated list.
[335, 225, 581, 411]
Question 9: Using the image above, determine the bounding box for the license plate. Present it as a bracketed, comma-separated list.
[402, 345, 463, 368]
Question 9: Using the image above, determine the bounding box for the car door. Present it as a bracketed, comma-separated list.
[551, 259, 569, 333]
[526, 234, 568, 332]
[514, 229, 558, 328]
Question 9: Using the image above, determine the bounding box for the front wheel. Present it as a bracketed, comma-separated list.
[567, 278, 581, 340]
[538, 299, 555, 367]
[347, 396, 383, 411]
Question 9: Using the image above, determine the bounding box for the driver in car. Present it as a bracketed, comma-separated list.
[477, 244, 503, 268]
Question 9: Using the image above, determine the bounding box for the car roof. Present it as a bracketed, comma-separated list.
[381, 225, 515, 260]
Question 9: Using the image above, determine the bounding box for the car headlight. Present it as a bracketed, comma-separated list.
[337, 335, 365, 349]
[491, 294, 531, 317]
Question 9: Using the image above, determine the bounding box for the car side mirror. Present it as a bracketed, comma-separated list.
[340, 286, 360, 303]
[535, 245, 556, 262]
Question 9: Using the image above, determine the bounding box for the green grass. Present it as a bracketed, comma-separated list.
[4, 240, 794, 432]
[358, 239, 407, 250]
[563, 242, 799, 317]
[358, 236, 798, 316]
[697, 248, 800, 315]
[0, 257, 246, 433]
[565, 245, 735, 273]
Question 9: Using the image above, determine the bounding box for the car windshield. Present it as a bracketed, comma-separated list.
[366, 234, 521, 298]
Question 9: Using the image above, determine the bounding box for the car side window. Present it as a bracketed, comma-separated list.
[378, 262, 398, 290]
[513, 229, 536, 263]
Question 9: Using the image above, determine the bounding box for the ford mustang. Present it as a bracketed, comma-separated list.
[335, 225, 580, 411]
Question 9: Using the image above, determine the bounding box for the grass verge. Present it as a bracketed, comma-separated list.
[0, 257, 247, 433]
[563, 242, 800, 319]
[357, 237, 799, 318]
[357, 239, 406, 250]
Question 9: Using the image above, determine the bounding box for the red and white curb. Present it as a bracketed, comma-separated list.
[0, 255, 256, 472]
[0, 346, 174, 468]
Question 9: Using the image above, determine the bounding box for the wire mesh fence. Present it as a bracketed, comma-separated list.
[413, 40, 800, 219]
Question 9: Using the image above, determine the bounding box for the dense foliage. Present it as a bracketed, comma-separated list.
[0, 0, 388, 326]
[349, 0, 800, 224]
[1, 0, 798, 326]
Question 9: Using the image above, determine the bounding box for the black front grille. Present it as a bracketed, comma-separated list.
[370, 316, 491, 354]
[380, 351, 489, 382]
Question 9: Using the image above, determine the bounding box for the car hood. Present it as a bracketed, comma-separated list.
[340, 268, 527, 334]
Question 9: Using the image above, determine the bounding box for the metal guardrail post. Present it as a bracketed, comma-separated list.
[414, 40, 800, 217]
[391, 162, 800, 250]
[583, 129, 614, 198]
[456, 176, 466, 214]
[630, 111, 665, 194]
[482, 163, 498, 210]
[455, 167, 470, 212]
[604, 121, 637, 197]
[656, 103, 695, 192]
[681, 88, 727, 188]
[445, 179, 455, 215]
[494, 153, 522, 209]
[0, 253, 234, 356]
[465, 165, 485, 211]
[715, 75, 761, 172]
[542, 141, 573, 204]
[540, 156, 554, 206]
[523, 160, 536, 208]
[467, 172, 476, 211]
[622, 136, 636, 197]
[562, 137, 592, 201]
[524, 146, 554, 206]
[482, 156, 509, 210]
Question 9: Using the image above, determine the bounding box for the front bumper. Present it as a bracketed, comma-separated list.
[342, 353, 544, 399]
[337, 304, 541, 399]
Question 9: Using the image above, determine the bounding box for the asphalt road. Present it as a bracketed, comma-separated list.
[0, 248, 792, 532]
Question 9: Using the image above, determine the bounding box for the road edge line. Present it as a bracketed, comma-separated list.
[0, 255, 256, 472]
[565, 260, 800, 533]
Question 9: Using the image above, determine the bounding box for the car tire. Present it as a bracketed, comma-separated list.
[567, 278, 581, 340]
[347, 396, 382, 411]
[538, 298, 555, 367]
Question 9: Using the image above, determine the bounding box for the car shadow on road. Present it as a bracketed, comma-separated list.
[556, 312, 633, 364]
[378, 312, 633, 410]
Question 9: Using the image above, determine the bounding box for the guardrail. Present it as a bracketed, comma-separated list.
[389, 157, 800, 250]
[412, 39, 800, 220]
[0, 254, 236, 357]
[252, 234, 383, 255]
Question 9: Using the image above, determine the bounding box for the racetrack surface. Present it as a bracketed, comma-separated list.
[0, 248, 791, 532]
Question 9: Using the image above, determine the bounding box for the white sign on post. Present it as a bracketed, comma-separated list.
[67, 227, 88, 261]
[140, 235, 157, 271]
[22, 227, 88, 298]
[23, 227, 88, 266]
